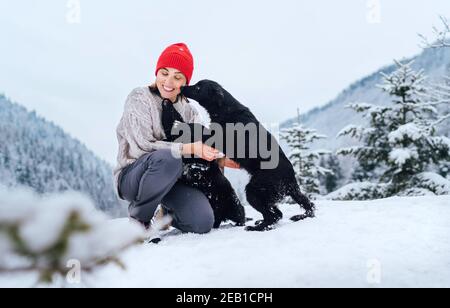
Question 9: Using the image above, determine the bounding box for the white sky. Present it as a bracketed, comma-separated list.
[0, 0, 448, 165]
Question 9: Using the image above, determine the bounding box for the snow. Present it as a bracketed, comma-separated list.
[389, 148, 418, 166]
[64, 217, 145, 267]
[0, 187, 146, 276]
[430, 135, 450, 148]
[0, 187, 103, 253]
[324, 182, 387, 201]
[336, 146, 362, 155]
[0, 234, 13, 261]
[0, 186, 38, 224]
[416, 172, 450, 195]
[388, 123, 422, 143]
[399, 188, 437, 197]
[337, 124, 362, 138]
[1, 195, 449, 288]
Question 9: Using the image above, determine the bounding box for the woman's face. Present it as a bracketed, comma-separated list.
[156, 67, 187, 102]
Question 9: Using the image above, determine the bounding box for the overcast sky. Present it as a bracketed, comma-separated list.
[0, 0, 448, 165]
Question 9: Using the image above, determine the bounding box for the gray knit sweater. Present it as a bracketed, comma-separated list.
[113, 86, 201, 200]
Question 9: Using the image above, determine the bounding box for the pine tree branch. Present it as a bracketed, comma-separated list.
[0, 237, 141, 285]
[419, 16, 450, 49]
[0, 266, 37, 274]
[430, 83, 450, 94]
[433, 113, 450, 127]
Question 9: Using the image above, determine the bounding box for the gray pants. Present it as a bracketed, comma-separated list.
[118, 149, 214, 234]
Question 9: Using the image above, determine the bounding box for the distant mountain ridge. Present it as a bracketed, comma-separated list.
[0, 94, 125, 217]
[281, 47, 450, 149]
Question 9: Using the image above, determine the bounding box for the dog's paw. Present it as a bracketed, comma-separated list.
[148, 237, 162, 244]
[290, 210, 315, 222]
[245, 223, 274, 232]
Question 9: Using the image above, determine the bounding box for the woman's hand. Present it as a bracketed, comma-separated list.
[217, 157, 241, 169]
[182, 142, 221, 162]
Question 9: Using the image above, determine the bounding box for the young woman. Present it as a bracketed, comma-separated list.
[113, 43, 239, 234]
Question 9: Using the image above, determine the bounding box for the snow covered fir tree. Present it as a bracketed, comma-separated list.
[336, 60, 450, 199]
[432, 77, 450, 177]
[0, 94, 125, 217]
[281, 122, 332, 198]
[318, 153, 343, 194]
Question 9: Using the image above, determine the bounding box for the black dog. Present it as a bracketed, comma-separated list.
[160, 99, 246, 229]
[180, 81, 316, 231]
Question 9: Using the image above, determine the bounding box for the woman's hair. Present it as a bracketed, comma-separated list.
[149, 83, 189, 104]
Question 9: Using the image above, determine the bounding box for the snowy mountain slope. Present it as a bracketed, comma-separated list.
[2, 195, 448, 288]
[281, 47, 450, 150]
[0, 94, 125, 217]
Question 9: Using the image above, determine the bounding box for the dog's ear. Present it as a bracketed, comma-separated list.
[211, 84, 225, 104]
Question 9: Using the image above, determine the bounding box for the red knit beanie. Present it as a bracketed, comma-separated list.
[155, 43, 194, 85]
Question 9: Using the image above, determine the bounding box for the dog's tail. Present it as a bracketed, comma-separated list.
[289, 183, 316, 222]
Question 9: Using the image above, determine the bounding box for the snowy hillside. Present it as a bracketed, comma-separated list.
[281, 47, 450, 150]
[1, 195, 449, 288]
[0, 94, 125, 217]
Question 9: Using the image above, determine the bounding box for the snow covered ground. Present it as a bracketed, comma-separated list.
[1, 195, 449, 288]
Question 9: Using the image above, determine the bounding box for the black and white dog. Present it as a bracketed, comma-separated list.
[179, 80, 316, 231]
[160, 99, 246, 229]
